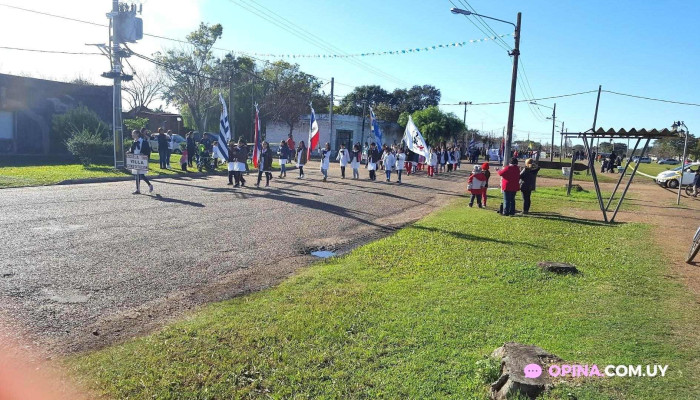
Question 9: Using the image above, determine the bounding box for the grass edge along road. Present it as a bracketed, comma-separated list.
[0, 154, 284, 188]
[68, 188, 699, 399]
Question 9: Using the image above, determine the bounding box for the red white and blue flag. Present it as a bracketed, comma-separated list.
[252, 103, 261, 168]
[308, 105, 320, 161]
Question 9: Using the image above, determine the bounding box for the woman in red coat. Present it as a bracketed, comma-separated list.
[497, 157, 521, 216]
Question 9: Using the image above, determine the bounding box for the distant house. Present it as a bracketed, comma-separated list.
[123, 108, 184, 136]
[265, 114, 403, 156]
[0, 73, 112, 155]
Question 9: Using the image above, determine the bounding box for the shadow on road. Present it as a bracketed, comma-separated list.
[152, 194, 205, 208]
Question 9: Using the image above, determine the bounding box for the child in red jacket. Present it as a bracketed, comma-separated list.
[468, 165, 487, 208]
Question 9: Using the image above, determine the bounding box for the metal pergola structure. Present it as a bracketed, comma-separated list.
[563, 127, 679, 223]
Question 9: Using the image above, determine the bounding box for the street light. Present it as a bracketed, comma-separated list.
[451, 7, 521, 162]
[531, 101, 557, 161]
[672, 121, 690, 205]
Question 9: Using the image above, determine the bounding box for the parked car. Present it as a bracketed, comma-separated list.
[657, 158, 679, 165]
[632, 156, 651, 164]
[655, 162, 700, 189]
[149, 134, 187, 154]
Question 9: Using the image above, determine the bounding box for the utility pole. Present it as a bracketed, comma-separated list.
[229, 68, 235, 141]
[559, 121, 565, 162]
[329, 77, 334, 149]
[504, 12, 521, 163]
[360, 100, 367, 145]
[550, 103, 556, 161]
[102, 1, 141, 169]
[459, 101, 472, 145]
[109, 0, 123, 169]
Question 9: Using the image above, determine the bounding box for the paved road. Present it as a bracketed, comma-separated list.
[0, 163, 469, 354]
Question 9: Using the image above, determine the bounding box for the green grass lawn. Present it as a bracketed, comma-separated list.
[69, 188, 698, 399]
[0, 155, 284, 188]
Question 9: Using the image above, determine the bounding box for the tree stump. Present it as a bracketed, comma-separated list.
[490, 342, 563, 400]
[537, 262, 579, 275]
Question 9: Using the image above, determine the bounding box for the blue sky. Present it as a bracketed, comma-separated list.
[1, 0, 698, 144]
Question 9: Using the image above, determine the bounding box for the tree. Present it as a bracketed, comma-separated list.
[156, 23, 224, 134]
[398, 106, 464, 145]
[124, 117, 149, 133]
[123, 70, 165, 113]
[260, 61, 322, 138]
[337, 85, 391, 116]
[397, 85, 441, 114]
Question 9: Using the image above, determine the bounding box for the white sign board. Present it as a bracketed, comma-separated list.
[126, 154, 149, 171]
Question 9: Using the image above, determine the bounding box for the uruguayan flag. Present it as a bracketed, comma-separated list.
[217, 93, 230, 161]
[369, 106, 383, 148]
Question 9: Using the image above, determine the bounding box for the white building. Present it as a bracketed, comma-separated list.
[264, 114, 403, 155]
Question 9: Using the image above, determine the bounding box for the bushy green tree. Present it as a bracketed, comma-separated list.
[124, 117, 149, 133]
[51, 106, 109, 153]
[398, 106, 464, 145]
[65, 128, 111, 166]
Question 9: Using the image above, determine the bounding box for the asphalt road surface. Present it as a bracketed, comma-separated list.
[0, 163, 469, 354]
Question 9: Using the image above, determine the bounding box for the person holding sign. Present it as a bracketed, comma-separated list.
[128, 130, 153, 194]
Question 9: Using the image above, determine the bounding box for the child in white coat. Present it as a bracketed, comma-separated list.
[336, 143, 350, 179]
[320, 142, 331, 182]
[384, 148, 396, 183]
[395, 148, 406, 183]
[350, 144, 361, 179]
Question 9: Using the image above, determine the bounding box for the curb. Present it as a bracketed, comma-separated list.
[57, 171, 228, 186]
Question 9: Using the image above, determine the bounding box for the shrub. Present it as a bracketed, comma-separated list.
[52, 106, 109, 153]
[65, 128, 112, 166]
[124, 117, 149, 133]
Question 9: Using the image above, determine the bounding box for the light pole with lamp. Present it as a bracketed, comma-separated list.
[451, 7, 521, 163]
[672, 121, 690, 205]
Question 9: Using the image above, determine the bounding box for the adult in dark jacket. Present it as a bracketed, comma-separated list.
[186, 132, 196, 167]
[278, 141, 290, 178]
[497, 157, 521, 216]
[296, 141, 307, 178]
[256, 141, 274, 187]
[519, 158, 540, 214]
[156, 128, 170, 169]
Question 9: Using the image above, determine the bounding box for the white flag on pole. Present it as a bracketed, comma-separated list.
[403, 115, 430, 158]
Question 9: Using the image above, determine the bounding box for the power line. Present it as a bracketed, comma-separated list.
[448, 0, 511, 53]
[459, 0, 513, 51]
[0, 46, 102, 56]
[440, 89, 599, 106]
[227, 0, 409, 87]
[602, 90, 700, 107]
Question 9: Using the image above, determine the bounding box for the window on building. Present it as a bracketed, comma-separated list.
[336, 129, 353, 151]
[0, 111, 12, 140]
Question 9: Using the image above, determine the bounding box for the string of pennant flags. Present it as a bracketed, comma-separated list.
[240, 33, 513, 59]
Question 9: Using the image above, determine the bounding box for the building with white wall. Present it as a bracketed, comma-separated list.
[264, 114, 403, 156]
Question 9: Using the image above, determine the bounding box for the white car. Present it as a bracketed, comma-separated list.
[655, 162, 700, 189]
[149, 134, 187, 154]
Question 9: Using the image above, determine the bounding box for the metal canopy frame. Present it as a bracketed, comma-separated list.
[563, 128, 678, 223]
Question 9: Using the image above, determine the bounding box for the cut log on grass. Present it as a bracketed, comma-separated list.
[490, 342, 562, 400]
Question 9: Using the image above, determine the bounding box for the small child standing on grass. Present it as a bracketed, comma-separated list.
[468, 165, 487, 208]
[180, 144, 188, 172]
